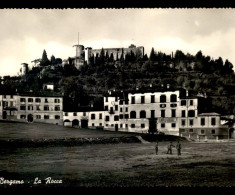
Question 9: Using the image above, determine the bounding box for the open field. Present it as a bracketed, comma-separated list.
[0, 122, 234, 188]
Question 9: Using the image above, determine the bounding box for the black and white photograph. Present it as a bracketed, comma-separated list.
[0, 8, 234, 192]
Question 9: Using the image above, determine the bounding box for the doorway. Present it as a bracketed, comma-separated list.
[27, 114, 33, 122]
[81, 119, 88, 128]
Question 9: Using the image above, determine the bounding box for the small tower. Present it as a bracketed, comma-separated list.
[72, 32, 84, 69]
[21, 63, 29, 75]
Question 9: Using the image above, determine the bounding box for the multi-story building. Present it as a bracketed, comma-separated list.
[179, 113, 229, 140]
[0, 93, 63, 125]
[63, 111, 104, 129]
[63, 87, 229, 140]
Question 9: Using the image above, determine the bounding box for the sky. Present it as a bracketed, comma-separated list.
[0, 8, 235, 76]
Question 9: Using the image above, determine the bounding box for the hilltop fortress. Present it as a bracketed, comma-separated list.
[63, 42, 145, 69]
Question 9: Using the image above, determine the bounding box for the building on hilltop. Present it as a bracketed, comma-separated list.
[68, 40, 145, 68]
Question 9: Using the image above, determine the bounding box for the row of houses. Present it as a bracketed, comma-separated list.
[0, 88, 234, 140]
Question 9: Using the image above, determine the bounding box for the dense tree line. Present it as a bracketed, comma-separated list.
[0, 49, 234, 114]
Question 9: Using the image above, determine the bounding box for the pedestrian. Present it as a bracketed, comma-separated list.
[155, 142, 158, 155]
[167, 141, 175, 154]
[176, 141, 181, 156]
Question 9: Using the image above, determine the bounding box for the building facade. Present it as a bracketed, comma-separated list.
[62, 88, 229, 140]
[0, 94, 63, 125]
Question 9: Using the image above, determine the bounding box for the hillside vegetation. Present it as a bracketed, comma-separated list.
[0, 48, 234, 115]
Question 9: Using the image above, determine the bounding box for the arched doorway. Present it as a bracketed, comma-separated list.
[3, 111, 7, 119]
[81, 119, 88, 128]
[229, 128, 234, 139]
[27, 114, 33, 122]
[72, 119, 79, 128]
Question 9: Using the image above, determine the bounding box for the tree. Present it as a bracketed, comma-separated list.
[40, 50, 50, 66]
[150, 48, 155, 61]
[51, 55, 56, 65]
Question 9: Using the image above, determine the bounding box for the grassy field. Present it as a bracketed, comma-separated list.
[0, 122, 234, 188]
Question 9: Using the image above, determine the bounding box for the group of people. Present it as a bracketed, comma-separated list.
[155, 141, 181, 156]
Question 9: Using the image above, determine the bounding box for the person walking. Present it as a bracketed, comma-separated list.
[155, 142, 158, 155]
[176, 141, 181, 156]
[167, 141, 175, 154]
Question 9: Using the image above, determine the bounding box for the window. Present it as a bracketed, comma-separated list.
[99, 113, 102, 119]
[188, 110, 195, 117]
[105, 106, 108, 111]
[141, 124, 145, 128]
[119, 100, 123, 105]
[35, 98, 41, 103]
[171, 109, 176, 117]
[54, 99, 60, 103]
[44, 115, 50, 119]
[20, 98, 26, 102]
[73, 112, 77, 116]
[65, 112, 68, 116]
[172, 123, 176, 128]
[140, 110, 146, 118]
[170, 94, 177, 102]
[55, 115, 60, 119]
[106, 124, 108, 127]
[28, 98, 33, 102]
[189, 129, 194, 133]
[28, 106, 33, 110]
[105, 116, 110, 121]
[125, 107, 128, 112]
[189, 119, 194, 126]
[181, 110, 186, 117]
[201, 118, 205, 126]
[201, 129, 205, 134]
[3, 95, 6, 99]
[105, 97, 108, 102]
[91, 114, 95, 120]
[92, 123, 95, 127]
[55, 106, 60, 111]
[151, 95, 155, 103]
[161, 110, 165, 118]
[211, 118, 216, 126]
[181, 129, 185, 133]
[141, 96, 145, 104]
[151, 110, 155, 118]
[160, 95, 166, 103]
[124, 114, 129, 119]
[190, 100, 193, 106]
[181, 100, 186, 106]
[161, 123, 165, 128]
[45, 98, 48, 103]
[114, 115, 119, 121]
[115, 105, 118, 111]
[131, 124, 135, 128]
[211, 129, 215, 134]
[120, 114, 123, 119]
[20, 115, 26, 119]
[131, 96, 135, 104]
[44, 106, 49, 111]
[10, 95, 13, 99]
[115, 97, 118, 102]
[120, 108, 123, 112]
[10, 101, 13, 107]
[36, 115, 41, 119]
[120, 124, 123, 128]
[125, 124, 128, 129]
[181, 119, 186, 126]
[20, 106, 26, 110]
[83, 112, 86, 116]
[99, 123, 102, 126]
[110, 107, 114, 114]
[130, 111, 136, 119]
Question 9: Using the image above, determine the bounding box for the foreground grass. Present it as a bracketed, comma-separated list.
[0, 141, 234, 187]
